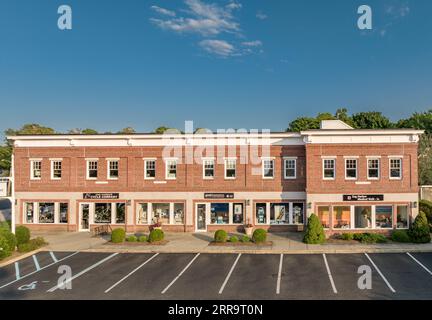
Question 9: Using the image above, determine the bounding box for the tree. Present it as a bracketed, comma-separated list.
[408, 212, 431, 243]
[5, 124, 56, 136]
[118, 127, 136, 134]
[303, 214, 326, 244]
[154, 126, 171, 134]
[351, 112, 393, 129]
[418, 134, 432, 185]
[288, 117, 320, 132]
[397, 110, 432, 134]
[335, 108, 356, 127]
[68, 128, 99, 135]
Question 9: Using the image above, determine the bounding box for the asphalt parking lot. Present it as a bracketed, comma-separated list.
[0, 251, 432, 300]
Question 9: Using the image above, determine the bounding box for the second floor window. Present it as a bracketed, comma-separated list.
[284, 158, 296, 179]
[368, 159, 380, 179]
[225, 159, 236, 179]
[203, 159, 215, 179]
[51, 161, 62, 179]
[345, 159, 357, 179]
[31, 160, 42, 179]
[323, 159, 335, 179]
[87, 161, 98, 179]
[108, 160, 119, 179]
[166, 160, 177, 179]
[262, 159, 274, 178]
[390, 158, 402, 179]
[145, 160, 156, 179]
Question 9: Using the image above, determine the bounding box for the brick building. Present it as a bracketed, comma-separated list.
[7, 120, 423, 235]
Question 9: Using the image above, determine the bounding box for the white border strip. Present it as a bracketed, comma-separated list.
[364, 253, 396, 293]
[219, 253, 241, 295]
[276, 254, 283, 295]
[407, 252, 432, 276]
[32, 255, 41, 271]
[322, 254, 338, 294]
[105, 253, 159, 294]
[49, 251, 58, 263]
[161, 253, 200, 294]
[14, 262, 20, 281]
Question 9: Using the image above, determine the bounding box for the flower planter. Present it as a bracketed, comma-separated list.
[153, 226, 162, 231]
[244, 227, 254, 237]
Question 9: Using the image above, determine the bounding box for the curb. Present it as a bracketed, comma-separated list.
[0, 248, 43, 268]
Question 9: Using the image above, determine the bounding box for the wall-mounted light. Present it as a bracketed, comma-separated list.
[411, 201, 418, 209]
[246, 199, 250, 206]
[307, 202, 312, 209]
[127, 200, 132, 206]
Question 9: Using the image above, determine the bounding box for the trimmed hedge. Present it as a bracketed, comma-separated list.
[252, 229, 267, 243]
[229, 236, 239, 243]
[111, 228, 126, 243]
[149, 229, 164, 242]
[15, 226, 30, 246]
[409, 211, 431, 243]
[0, 235, 12, 260]
[138, 235, 148, 242]
[0, 228, 16, 252]
[391, 230, 411, 243]
[353, 233, 387, 244]
[214, 230, 228, 243]
[341, 233, 354, 241]
[17, 237, 47, 253]
[126, 235, 138, 242]
[303, 214, 325, 244]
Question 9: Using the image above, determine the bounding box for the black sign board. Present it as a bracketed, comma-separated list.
[343, 194, 384, 202]
[83, 193, 120, 200]
[204, 193, 234, 199]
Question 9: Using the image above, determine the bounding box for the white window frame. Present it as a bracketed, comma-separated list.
[322, 158, 336, 180]
[30, 159, 42, 180]
[107, 159, 119, 180]
[165, 159, 178, 180]
[344, 158, 357, 180]
[144, 159, 156, 180]
[23, 201, 68, 224]
[202, 158, 215, 179]
[50, 159, 62, 180]
[224, 158, 236, 179]
[367, 157, 380, 180]
[389, 157, 402, 180]
[262, 158, 275, 179]
[86, 159, 98, 180]
[284, 157, 297, 179]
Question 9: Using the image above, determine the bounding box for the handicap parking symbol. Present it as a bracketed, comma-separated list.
[18, 281, 38, 291]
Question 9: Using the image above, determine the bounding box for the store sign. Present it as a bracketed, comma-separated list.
[0, 182, 7, 197]
[204, 193, 234, 199]
[83, 193, 119, 200]
[343, 194, 384, 201]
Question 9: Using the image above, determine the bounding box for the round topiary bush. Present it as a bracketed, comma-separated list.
[409, 211, 431, 243]
[391, 230, 411, 243]
[138, 235, 148, 242]
[303, 214, 325, 244]
[15, 226, 30, 246]
[0, 228, 16, 252]
[214, 230, 228, 243]
[240, 235, 250, 243]
[126, 235, 138, 242]
[149, 229, 164, 242]
[0, 235, 12, 260]
[229, 236, 239, 243]
[252, 229, 267, 243]
[111, 228, 126, 243]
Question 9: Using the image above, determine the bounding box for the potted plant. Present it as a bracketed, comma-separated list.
[151, 218, 162, 231]
[244, 218, 254, 237]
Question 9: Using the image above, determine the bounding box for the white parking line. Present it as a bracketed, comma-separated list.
[0, 251, 79, 289]
[47, 253, 118, 293]
[161, 253, 200, 294]
[322, 254, 337, 294]
[105, 253, 159, 294]
[364, 253, 396, 293]
[32, 255, 41, 271]
[49, 251, 58, 263]
[407, 252, 432, 276]
[276, 254, 283, 295]
[219, 253, 241, 295]
[14, 262, 20, 280]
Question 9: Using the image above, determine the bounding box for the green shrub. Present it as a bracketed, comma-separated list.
[341, 233, 354, 241]
[17, 237, 47, 253]
[0, 221, 11, 231]
[0, 228, 16, 252]
[409, 211, 431, 243]
[149, 229, 164, 242]
[420, 200, 432, 224]
[252, 229, 267, 243]
[391, 230, 411, 243]
[15, 226, 30, 245]
[111, 228, 126, 243]
[240, 235, 250, 243]
[214, 230, 228, 243]
[303, 214, 325, 244]
[0, 235, 12, 260]
[138, 235, 148, 242]
[126, 235, 137, 242]
[353, 233, 388, 244]
[229, 236, 239, 243]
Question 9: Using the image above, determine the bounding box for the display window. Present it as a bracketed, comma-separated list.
[210, 203, 229, 224]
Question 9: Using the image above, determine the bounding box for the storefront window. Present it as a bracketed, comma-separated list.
[174, 203, 184, 224]
[375, 206, 393, 229]
[256, 203, 267, 224]
[152, 203, 170, 224]
[210, 203, 229, 224]
[25, 202, 34, 223]
[116, 203, 125, 224]
[39, 203, 55, 223]
[270, 203, 289, 224]
[397, 205, 409, 229]
[333, 206, 351, 229]
[292, 203, 304, 224]
[318, 206, 330, 228]
[94, 203, 112, 224]
[354, 206, 372, 229]
[233, 203, 244, 224]
[137, 203, 148, 224]
[59, 203, 68, 223]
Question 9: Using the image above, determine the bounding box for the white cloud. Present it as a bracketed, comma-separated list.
[242, 40, 262, 47]
[150, 5, 176, 17]
[199, 39, 235, 57]
[226, 2, 242, 10]
[256, 11, 267, 20]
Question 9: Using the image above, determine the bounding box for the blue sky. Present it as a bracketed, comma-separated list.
[0, 0, 431, 135]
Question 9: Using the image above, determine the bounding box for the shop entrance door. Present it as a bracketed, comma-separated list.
[196, 203, 207, 232]
[79, 203, 90, 231]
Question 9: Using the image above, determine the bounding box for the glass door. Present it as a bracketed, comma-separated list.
[79, 203, 90, 231]
[196, 204, 207, 232]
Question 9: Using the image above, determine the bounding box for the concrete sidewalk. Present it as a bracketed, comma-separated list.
[30, 231, 432, 254]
